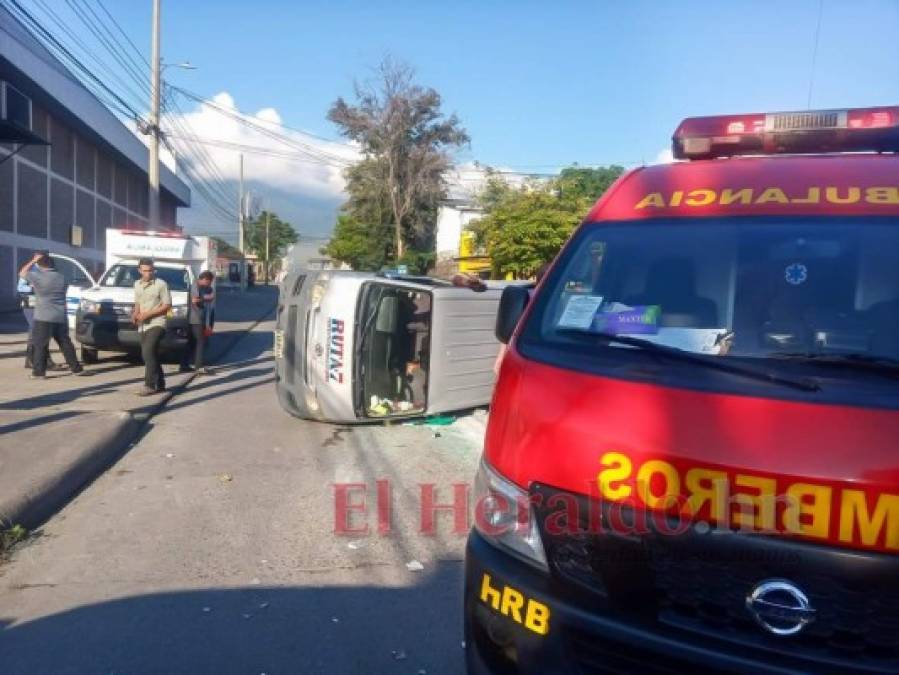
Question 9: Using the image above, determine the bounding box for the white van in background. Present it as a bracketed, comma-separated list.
[75, 229, 216, 363]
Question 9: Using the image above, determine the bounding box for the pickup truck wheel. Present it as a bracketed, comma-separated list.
[81, 347, 99, 364]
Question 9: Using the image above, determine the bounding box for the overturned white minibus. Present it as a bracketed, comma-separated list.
[274, 271, 511, 423]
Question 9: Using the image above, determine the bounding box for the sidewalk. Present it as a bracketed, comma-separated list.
[0, 286, 278, 531]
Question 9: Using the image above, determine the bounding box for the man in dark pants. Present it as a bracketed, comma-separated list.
[132, 258, 171, 396]
[180, 270, 216, 375]
[18, 252, 84, 379]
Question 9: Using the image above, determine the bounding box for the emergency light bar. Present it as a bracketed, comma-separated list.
[119, 229, 188, 239]
[673, 106, 899, 160]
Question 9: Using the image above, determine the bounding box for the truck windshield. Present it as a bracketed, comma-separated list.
[520, 216, 899, 375]
[101, 264, 190, 292]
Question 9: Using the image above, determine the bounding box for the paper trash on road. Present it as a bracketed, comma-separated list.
[405, 560, 424, 572]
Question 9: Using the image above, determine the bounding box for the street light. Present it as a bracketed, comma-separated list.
[161, 60, 197, 72]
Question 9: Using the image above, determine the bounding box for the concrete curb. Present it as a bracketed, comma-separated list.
[2, 294, 277, 532]
[0, 412, 139, 530]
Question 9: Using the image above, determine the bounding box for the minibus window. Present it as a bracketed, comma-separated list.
[359, 285, 431, 416]
[520, 217, 899, 375]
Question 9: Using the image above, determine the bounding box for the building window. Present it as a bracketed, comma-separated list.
[49, 117, 74, 180]
[75, 136, 95, 190]
[17, 163, 47, 238]
[50, 177, 74, 243]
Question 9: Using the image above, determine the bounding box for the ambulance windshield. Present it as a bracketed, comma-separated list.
[102, 264, 191, 291]
[522, 217, 899, 367]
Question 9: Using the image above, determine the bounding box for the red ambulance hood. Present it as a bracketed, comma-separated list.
[485, 348, 899, 554]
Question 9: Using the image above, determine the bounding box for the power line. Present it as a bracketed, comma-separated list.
[64, 0, 150, 97]
[171, 85, 346, 146]
[807, 0, 824, 109]
[4, 0, 145, 121]
[94, 0, 150, 67]
[163, 132, 357, 167]
[169, 86, 355, 167]
[25, 0, 148, 114]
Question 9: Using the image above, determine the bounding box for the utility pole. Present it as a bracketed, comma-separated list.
[238, 153, 244, 253]
[148, 0, 161, 231]
[265, 209, 271, 284]
[238, 153, 246, 290]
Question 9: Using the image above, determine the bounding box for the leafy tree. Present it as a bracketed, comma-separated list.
[244, 210, 298, 279]
[556, 165, 625, 207]
[473, 189, 580, 279]
[211, 237, 242, 259]
[328, 57, 469, 260]
[470, 165, 625, 279]
[322, 214, 393, 271]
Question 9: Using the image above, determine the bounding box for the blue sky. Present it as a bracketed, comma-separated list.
[113, 0, 899, 169]
[35, 0, 897, 237]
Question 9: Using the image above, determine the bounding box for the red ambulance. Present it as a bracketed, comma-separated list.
[464, 106, 899, 674]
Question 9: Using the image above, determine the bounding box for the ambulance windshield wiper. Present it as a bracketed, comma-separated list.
[556, 329, 821, 392]
[770, 353, 899, 380]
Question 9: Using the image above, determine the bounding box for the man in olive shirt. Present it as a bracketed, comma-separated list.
[132, 258, 171, 396]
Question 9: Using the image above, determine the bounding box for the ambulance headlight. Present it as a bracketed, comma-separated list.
[171, 305, 188, 318]
[473, 459, 547, 570]
[80, 299, 100, 314]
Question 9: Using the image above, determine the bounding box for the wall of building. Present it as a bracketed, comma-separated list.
[435, 202, 483, 260]
[0, 5, 189, 311]
[0, 99, 181, 309]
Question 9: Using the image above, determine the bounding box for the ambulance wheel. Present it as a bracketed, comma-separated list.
[81, 347, 99, 364]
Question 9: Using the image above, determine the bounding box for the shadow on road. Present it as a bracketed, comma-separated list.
[209, 327, 273, 367]
[0, 561, 466, 675]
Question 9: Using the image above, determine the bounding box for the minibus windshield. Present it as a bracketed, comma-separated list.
[520, 217, 899, 372]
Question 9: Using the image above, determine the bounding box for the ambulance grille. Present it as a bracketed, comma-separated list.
[533, 486, 899, 674]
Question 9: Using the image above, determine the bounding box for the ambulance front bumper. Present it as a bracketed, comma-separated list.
[463, 529, 893, 675]
[76, 312, 189, 353]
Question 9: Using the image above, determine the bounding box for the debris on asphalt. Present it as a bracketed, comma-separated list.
[218, 473, 233, 483]
[242, 613, 251, 620]
[164, 453, 175, 459]
[347, 540, 366, 550]
[202, 607, 212, 613]
[425, 415, 456, 426]
[259, 602, 269, 609]
[331, 617, 340, 623]
[391, 650, 407, 661]
[405, 560, 424, 572]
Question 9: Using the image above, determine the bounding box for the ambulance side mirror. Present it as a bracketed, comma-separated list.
[495, 286, 530, 344]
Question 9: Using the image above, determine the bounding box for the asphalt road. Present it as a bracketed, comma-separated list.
[0, 311, 486, 675]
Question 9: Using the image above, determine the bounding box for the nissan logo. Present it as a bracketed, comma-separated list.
[746, 579, 816, 636]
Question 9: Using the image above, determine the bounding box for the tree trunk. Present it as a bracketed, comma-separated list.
[395, 220, 404, 259]
[387, 158, 405, 260]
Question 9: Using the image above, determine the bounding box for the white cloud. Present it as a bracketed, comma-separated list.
[653, 147, 675, 165]
[161, 91, 360, 199]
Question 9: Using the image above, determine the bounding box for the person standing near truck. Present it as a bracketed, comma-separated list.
[18, 252, 84, 379]
[132, 258, 171, 396]
[180, 270, 215, 375]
